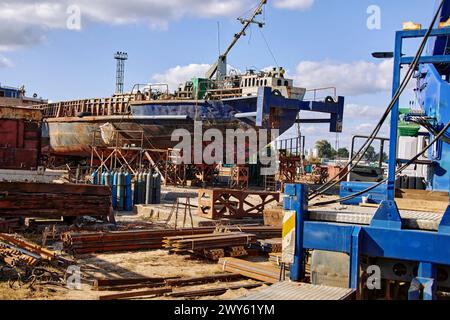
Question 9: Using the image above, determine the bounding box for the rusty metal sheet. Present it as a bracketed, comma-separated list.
[0, 106, 42, 121]
[0, 117, 41, 170]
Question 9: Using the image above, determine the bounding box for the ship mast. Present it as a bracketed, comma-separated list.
[205, 0, 268, 80]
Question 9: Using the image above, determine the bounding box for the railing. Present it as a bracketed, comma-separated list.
[275, 136, 305, 157]
[37, 95, 134, 118]
[130, 83, 169, 95]
[304, 87, 337, 102]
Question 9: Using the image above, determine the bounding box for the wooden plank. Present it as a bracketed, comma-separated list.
[395, 198, 447, 213]
[360, 198, 447, 213]
[395, 189, 448, 201]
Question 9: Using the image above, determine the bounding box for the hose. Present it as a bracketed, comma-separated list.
[310, 121, 450, 207]
[309, 0, 446, 200]
[410, 117, 450, 143]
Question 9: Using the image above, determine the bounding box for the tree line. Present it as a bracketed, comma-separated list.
[315, 140, 388, 162]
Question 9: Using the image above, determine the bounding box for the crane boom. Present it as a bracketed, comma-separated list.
[206, 0, 268, 80]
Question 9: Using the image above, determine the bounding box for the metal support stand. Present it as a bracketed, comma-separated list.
[284, 184, 308, 282]
[349, 227, 362, 292]
[408, 262, 436, 300]
[285, 182, 450, 300]
[371, 200, 402, 230]
[439, 204, 450, 234]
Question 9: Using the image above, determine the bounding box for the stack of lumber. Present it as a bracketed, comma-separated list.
[62, 227, 216, 254]
[163, 232, 256, 253]
[0, 182, 113, 220]
[220, 257, 280, 284]
[360, 189, 449, 213]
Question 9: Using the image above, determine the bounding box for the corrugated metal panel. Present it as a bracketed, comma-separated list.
[238, 282, 354, 300]
[309, 206, 442, 231]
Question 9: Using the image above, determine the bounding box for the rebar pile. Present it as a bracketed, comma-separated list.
[61, 227, 216, 254]
[163, 232, 257, 252]
[220, 257, 280, 284]
[222, 226, 282, 239]
[0, 182, 113, 219]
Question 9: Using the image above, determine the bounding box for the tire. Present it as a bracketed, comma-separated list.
[325, 96, 335, 103]
[272, 89, 282, 96]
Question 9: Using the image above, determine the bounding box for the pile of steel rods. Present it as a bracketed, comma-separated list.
[62, 227, 216, 254]
[220, 257, 280, 284]
[163, 232, 257, 252]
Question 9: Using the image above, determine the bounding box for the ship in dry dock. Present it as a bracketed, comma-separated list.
[35, 0, 344, 160]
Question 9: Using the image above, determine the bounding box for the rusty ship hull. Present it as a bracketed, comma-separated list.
[41, 88, 344, 158]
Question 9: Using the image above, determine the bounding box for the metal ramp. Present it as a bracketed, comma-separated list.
[239, 282, 354, 300]
[309, 206, 442, 231]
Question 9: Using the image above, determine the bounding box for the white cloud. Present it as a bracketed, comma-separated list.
[345, 103, 386, 120]
[0, 0, 317, 53]
[0, 0, 256, 52]
[0, 55, 13, 68]
[293, 59, 393, 96]
[274, 0, 314, 10]
[151, 63, 211, 91]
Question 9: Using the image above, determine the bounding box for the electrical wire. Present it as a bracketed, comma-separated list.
[410, 117, 450, 143]
[259, 28, 279, 68]
[310, 0, 445, 198]
[310, 121, 450, 207]
[309, 0, 446, 200]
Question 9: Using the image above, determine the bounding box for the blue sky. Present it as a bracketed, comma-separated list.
[0, 0, 437, 149]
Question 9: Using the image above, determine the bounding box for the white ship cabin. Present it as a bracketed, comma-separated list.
[240, 67, 306, 100]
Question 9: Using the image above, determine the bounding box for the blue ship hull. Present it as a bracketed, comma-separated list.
[44, 88, 344, 157]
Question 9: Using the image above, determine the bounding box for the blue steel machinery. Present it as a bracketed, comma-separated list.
[283, 0, 450, 300]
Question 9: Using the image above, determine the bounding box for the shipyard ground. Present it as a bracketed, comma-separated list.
[0, 185, 289, 300]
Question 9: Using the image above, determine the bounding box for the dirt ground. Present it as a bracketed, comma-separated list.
[0, 186, 280, 300]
